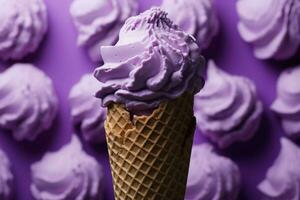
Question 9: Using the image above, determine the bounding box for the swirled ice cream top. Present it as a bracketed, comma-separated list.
[94, 7, 205, 114]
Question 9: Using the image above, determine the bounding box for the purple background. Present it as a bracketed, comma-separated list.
[0, 0, 299, 199]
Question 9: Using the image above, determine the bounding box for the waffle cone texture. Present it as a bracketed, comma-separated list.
[104, 94, 196, 200]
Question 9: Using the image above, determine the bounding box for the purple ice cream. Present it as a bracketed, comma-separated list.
[161, 0, 219, 50]
[0, 0, 48, 60]
[271, 66, 300, 138]
[186, 144, 240, 200]
[258, 138, 300, 199]
[31, 135, 104, 200]
[94, 7, 205, 115]
[0, 149, 13, 200]
[194, 61, 263, 148]
[237, 0, 300, 60]
[69, 74, 106, 143]
[0, 64, 58, 141]
[70, 0, 138, 62]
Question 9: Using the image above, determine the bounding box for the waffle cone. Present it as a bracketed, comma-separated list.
[104, 94, 196, 200]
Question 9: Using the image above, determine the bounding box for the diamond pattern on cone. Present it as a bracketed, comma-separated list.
[105, 94, 196, 200]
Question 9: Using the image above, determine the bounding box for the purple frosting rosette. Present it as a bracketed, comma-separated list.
[161, 0, 219, 50]
[271, 66, 300, 138]
[186, 144, 241, 200]
[31, 135, 104, 200]
[258, 138, 300, 199]
[0, 64, 58, 141]
[70, 0, 138, 62]
[194, 61, 263, 148]
[0, 149, 13, 200]
[0, 0, 47, 60]
[237, 0, 300, 60]
[69, 74, 106, 143]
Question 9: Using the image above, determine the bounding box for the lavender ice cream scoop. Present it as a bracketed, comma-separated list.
[258, 138, 300, 199]
[0, 0, 47, 60]
[271, 66, 300, 138]
[69, 74, 106, 143]
[94, 7, 205, 114]
[70, 0, 138, 62]
[237, 0, 300, 60]
[31, 135, 104, 200]
[194, 61, 263, 148]
[0, 64, 58, 141]
[161, 0, 219, 50]
[186, 144, 240, 200]
[0, 149, 13, 200]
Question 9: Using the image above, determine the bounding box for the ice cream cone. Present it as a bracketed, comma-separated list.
[105, 93, 196, 200]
